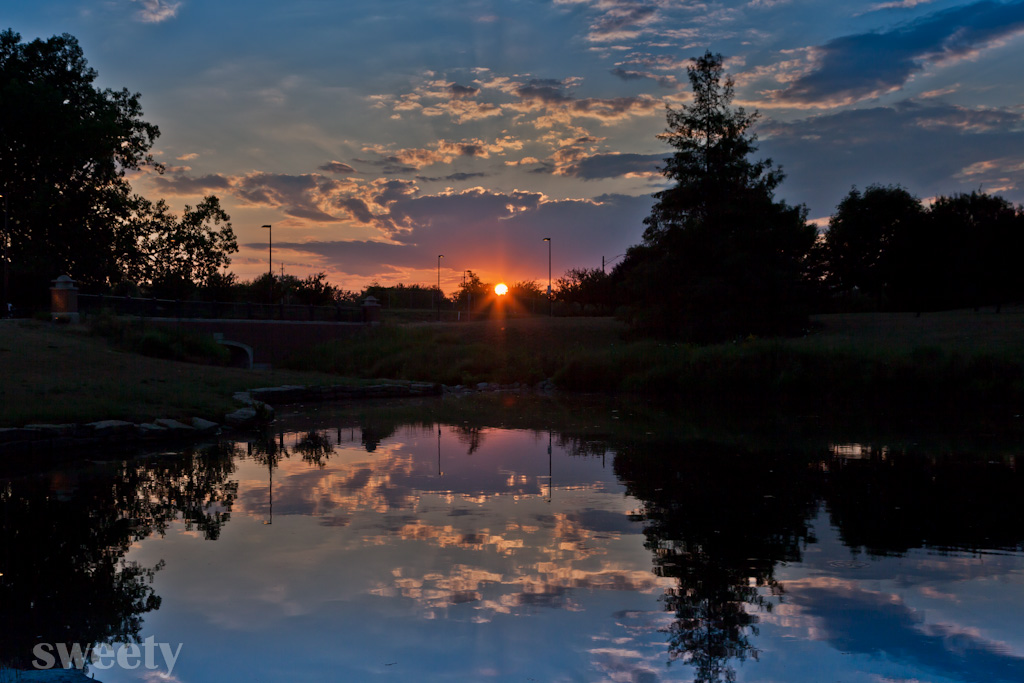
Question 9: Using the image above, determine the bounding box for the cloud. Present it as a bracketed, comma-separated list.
[150, 172, 232, 195]
[318, 161, 356, 175]
[559, 152, 666, 179]
[610, 67, 678, 88]
[415, 172, 488, 182]
[778, 0, 1024, 105]
[132, 0, 181, 23]
[361, 136, 524, 171]
[378, 74, 664, 133]
[865, 0, 938, 11]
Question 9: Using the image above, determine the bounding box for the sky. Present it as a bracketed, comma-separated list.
[8, 0, 1024, 292]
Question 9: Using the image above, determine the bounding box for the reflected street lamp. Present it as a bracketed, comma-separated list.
[543, 237, 551, 316]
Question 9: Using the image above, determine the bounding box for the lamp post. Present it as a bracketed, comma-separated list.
[261, 224, 272, 305]
[437, 254, 444, 321]
[543, 237, 551, 316]
[602, 253, 624, 273]
[1, 193, 8, 314]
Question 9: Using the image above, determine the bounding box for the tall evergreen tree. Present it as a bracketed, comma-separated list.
[620, 51, 815, 341]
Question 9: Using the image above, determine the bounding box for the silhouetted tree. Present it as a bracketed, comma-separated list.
[132, 196, 238, 299]
[292, 272, 339, 306]
[925, 191, 1024, 311]
[0, 30, 161, 303]
[622, 51, 815, 341]
[822, 184, 926, 310]
[555, 267, 614, 313]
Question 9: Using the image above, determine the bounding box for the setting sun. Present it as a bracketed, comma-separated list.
[494, 283, 508, 296]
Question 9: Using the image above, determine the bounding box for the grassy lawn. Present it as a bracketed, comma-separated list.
[0, 320, 362, 427]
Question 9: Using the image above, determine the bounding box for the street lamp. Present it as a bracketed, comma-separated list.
[543, 237, 551, 316]
[261, 225, 272, 305]
[437, 254, 444, 321]
[602, 253, 624, 273]
[0, 193, 8, 314]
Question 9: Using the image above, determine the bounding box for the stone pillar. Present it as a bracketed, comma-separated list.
[50, 275, 79, 323]
[361, 295, 381, 324]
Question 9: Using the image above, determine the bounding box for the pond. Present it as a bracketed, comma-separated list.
[2, 394, 1024, 682]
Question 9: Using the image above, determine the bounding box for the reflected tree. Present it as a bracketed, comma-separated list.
[615, 443, 819, 681]
[293, 430, 335, 468]
[826, 449, 1024, 555]
[0, 443, 239, 668]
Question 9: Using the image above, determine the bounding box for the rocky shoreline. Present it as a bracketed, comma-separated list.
[0, 381, 448, 458]
[0, 379, 563, 459]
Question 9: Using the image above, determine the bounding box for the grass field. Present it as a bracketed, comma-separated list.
[2, 308, 1022, 427]
[0, 320, 361, 426]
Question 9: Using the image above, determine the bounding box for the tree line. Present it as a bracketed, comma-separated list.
[5, 29, 1022, 339]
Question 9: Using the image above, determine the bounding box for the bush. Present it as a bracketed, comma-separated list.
[87, 312, 228, 365]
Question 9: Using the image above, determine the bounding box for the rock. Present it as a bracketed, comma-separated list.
[250, 385, 309, 404]
[225, 407, 257, 426]
[136, 422, 169, 438]
[0, 427, 40, 443]
[477, 382, 490, 390]
[154, 418, 196, 433]
[24, 423, 78, 437]
[232, 391, 255, 405]
[85, 419, 136, 437]
[190, 417, 220, 434]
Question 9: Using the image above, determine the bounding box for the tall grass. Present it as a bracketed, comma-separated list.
[285, 317, 1024, 413]
[284, 325, 556, 385]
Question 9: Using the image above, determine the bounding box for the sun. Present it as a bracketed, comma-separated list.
[494, 283, 508, 296]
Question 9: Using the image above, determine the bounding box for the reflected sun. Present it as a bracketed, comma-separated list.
[495, 283, 508, 296]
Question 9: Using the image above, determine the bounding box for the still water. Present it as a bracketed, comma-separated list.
[3, 395, 1024, 682]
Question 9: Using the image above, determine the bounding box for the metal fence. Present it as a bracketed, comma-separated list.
[77, 294, 365, 323]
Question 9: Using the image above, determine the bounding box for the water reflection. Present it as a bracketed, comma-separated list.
[1, 401, 1023, 682]
[0, 443, 238, 668]
[616, 445, 820, 682]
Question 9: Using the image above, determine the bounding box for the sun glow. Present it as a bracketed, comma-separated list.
[494, 283, 508, 296]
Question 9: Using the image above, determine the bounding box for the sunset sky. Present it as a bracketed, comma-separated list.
[10, 0, 1024, 291]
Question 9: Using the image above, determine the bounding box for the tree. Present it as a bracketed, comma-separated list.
[925, 191, 1024, 311]
[454, 270, 491, 312]
[623, 51, 815, 341]
[133, 196, 238, 299]
[0, 30, 161, 303]
[292, 272, 339, 306]
[554, 267, 614, 313]
[822, 184, 926, 310]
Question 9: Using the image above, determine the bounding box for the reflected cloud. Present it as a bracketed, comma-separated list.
[784, 578, 1024, 682]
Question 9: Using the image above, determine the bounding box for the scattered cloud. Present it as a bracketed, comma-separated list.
[610, 67, 678, 88]
[132, 0, 181, 23]
[758, 99, 1024, 214]
[558, 152, 666, 179]
[318, 161, 357, 175]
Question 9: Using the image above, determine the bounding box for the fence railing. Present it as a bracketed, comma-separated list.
[77, 294, 365, 323]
